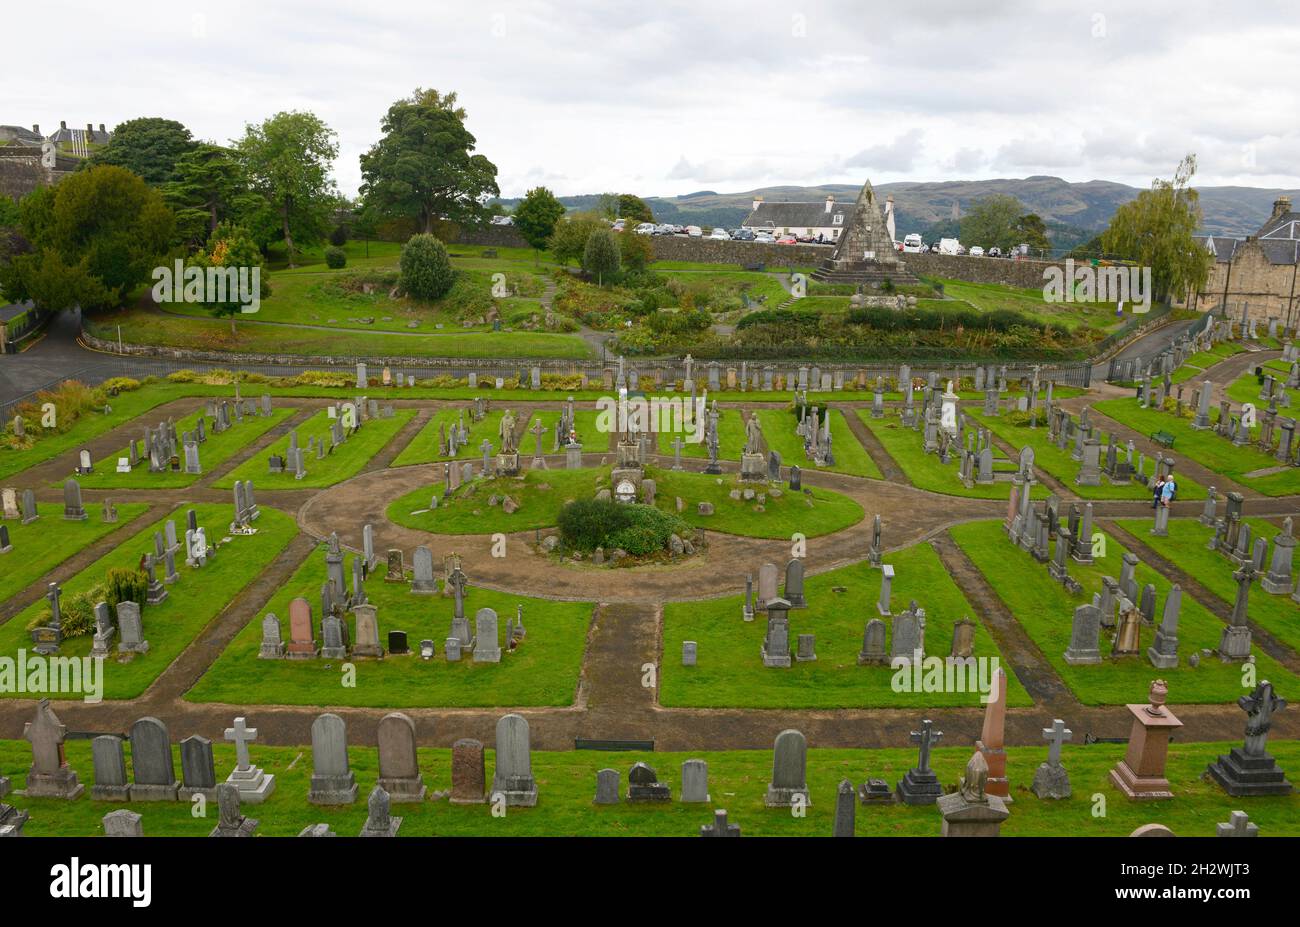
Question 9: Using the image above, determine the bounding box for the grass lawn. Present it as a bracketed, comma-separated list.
[1225, 370, 1292, 408]
[0, 503, 297, 701]
[658, 408, 745, 459]
[951, 520, 1300, 705]
[923, 278, 1128, 332]
[392, 409, 529, 467]
[756, 408, 883, 479]
[389, 467, 606, 534]
[661, 541, 1030, 709]
[3, 737, 1294, 836]
[187, 546, 592, 708]
[966, 410, 1206, 501]
[86, 307, 595, 360]
[0, 502, 150, 602]
[389, 466, 865, 540]
[858, 411, 1043, 500]
[1116, 516, 1300, 655]
[652, 469, 864, 539]
[1092, 398, 1300, 496]
[215, 408, 415, 489]
[73, 406, 296, 489]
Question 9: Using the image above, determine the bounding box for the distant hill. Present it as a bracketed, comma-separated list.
[494, 176, 1299, 242]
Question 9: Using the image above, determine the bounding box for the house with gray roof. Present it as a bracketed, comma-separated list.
[1192, 196, 1300, 328]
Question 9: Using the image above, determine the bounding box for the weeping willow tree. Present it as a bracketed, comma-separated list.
[1102, 154, 1212, 305]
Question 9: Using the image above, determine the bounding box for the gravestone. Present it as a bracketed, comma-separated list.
[377, 712, 427, 802]
[90, 735, 130, 801]
[308, 713, 359, 804]
[359, 785, 402, 837]
[473, 608, 502, 662]
[764, 729, 811, 807]
[1063, 603, 1102, 665]
[450, 739, 487, 804]
[352, 603, 384, 658]
[129, 716, 179, 801]
[681, 759, 709, 803]
[896, 719, 943, 805]
[857, 618, 887, 665]
[594, 768, 620, 804]
[102, 809, 143, 837]
[178, 735, 218, 801]
[223, 716, 275, 803]
[1031, 719, 1073, 800]
[491, 714, 538, 806]
[938, 752, 1010, 837]
[21, 699, 84, 798]
[833, 779, 856, 837]
[258, 613, 285, 659]
[1206, 681, 1292, 797]
[627, 762, 671, 802]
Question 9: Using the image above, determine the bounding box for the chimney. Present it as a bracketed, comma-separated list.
[60, 120, 67, 130]
[32, 124, 39, 135]
[752, 195, 763, 212]
[99, 123, 106, 133]
[1273, 195, 1293, 221]
[825, 194, 835, 214]
[87, 123, 93, 136]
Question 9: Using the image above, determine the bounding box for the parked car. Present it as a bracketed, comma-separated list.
[709, 227, 730, 240]
[634, 222, 656, 235]
[902, 233, 924, 253]
[988, 246, 1002, 257]
[685, 225, 703, 237]
[938, 238, 962, 255]
[732, 228, 755, 241]
[490, 215, 514, 226]
[754, 232, 775, 243]
[611, 219, 626, 232]
[969, 246, 985, 257]
[775, 235, 797, 245]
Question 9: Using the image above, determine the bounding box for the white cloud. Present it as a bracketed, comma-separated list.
[5, 0, 1299, 197]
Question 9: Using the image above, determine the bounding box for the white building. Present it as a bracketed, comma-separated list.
[741, 194, 854, 241]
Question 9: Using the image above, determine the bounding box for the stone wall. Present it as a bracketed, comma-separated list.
[0, 151, 48, 201]
[451, 225, 530, 249]
[649, 235, 830, 268]
[902, 252, 1067, 289]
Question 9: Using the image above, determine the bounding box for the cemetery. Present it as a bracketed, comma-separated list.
[0, 306, 1298, 843]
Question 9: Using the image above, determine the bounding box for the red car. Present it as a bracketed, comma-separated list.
[775, 235, 797, 245]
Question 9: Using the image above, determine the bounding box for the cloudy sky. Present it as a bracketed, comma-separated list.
[9, 0, 1300, 198]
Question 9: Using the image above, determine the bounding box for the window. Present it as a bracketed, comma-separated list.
[833, 214, 843, 225]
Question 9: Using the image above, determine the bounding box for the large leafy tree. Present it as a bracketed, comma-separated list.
[1014, 213, 1052, 255]
[0, 165, 174, 312]
[236, 111, 339, 266]
[181, 222, 270, 334]
[1102, 154, 1212, 304]
[960, 194, 1024, 251]
[617, 194, 654, 223]
[88, 117, 195, 186]
[162, 143, 258, 246]
[513, 187, 566, 252]
[582, 228, 620, 284]
[359, 87, 500, 234]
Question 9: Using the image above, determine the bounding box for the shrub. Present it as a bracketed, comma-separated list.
[105, 568, 148, 610]
[399, 233, 455, 300]
[324, 246, 347, 269]
[582, 229, 621, 284]
[556, 498, 689, 556]
[329, 225, 349, 247]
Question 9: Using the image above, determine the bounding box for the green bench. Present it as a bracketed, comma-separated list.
[1150, 430, 1176, 448]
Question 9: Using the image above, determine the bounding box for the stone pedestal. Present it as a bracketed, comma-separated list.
[895, 767, 943, 805]
[225, 764, 276, 804]
[739, 452, 767, 482]
[937, 790, 1009, 836]
[1031, 763, 1072, 799]
[1218, 625, 1253, 662]
[496, 452, 519, 476]
[1109, 690, 1183, 800]
[1206, 747, 1293, 797]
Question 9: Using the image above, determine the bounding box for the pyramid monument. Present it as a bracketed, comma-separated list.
[811, 179, 918, 284]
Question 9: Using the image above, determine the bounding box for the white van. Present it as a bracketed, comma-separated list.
[938, 238, 962, 255]
[902, 233, 924, 253]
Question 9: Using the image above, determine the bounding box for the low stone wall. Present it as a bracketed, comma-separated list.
[451, 226, 530, 249]
[649, 235, 830, 268]
[903, 252, 1066, 289]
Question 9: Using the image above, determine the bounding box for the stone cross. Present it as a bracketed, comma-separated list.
[671, 436, 685, 470]
[224, 717, 259, 770]
[480, 439, 492, 472]
[1042, 718, 1072, 767]
[910, 720, 942, 773]
[530, 419, 547, 456]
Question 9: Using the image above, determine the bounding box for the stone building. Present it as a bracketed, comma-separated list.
[742, 194, 856, 242]
[1191, 196, 1300, 328]
[0, 120, 111, 202]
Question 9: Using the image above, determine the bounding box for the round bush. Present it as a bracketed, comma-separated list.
[400, 233, 455, 300]
[324, 246, 347, 269]
[329, 225, 349, 246]
[556, 498, 689, 556]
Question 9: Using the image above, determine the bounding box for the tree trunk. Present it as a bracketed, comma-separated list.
[282, 201, 296, 268]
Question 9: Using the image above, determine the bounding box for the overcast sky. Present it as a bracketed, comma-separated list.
[9, 0, 1300, 199]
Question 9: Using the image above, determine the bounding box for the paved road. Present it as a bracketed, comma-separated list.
[1088, 315, 1203, 382]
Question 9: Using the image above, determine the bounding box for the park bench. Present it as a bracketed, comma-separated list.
[1150, 430, 1176, 448]
[741, 262, 765, 272]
